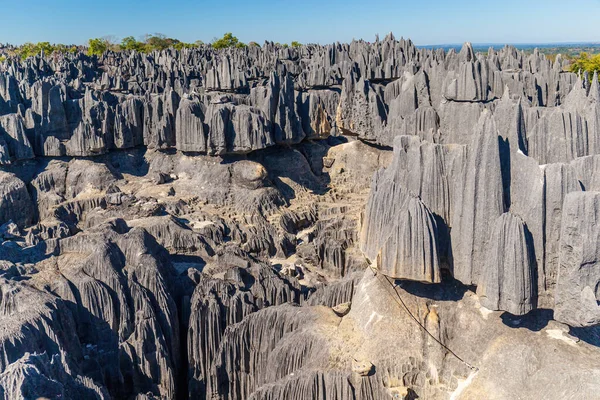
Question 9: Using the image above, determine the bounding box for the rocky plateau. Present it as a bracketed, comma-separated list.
[1, 35, 600, 399]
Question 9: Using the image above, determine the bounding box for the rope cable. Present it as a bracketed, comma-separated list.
[366, 262, 478, 372]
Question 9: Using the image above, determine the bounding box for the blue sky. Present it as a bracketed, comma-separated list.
[1, 0, 599, 46]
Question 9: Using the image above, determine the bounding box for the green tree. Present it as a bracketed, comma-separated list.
[121, 36, 144, 51]
[212, 33, 245, 49]
[16, 43, 35, 58]
[291, 41, 302, 48]
[87, 38, 109, 56]
[145, 33, 171, 51]
[173, 40, 204, 50]
[16, 42, 57, 58]
[570, 52, 600, 76]
[36, 42, 54, 54]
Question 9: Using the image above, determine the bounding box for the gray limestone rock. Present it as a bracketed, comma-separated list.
[1, 36, 600, 400]
[554, 192, 600, 327]
[112, 96, 144, 149]
[0, 171, 34, 227]
[273, 73, 306, 144]
[542, 163, 582, 301]
[0, 113, 34, 163]
[477, 212, 536, 315]
[205, 103, 274, 155]
[0, 352, 109, 400]
[187, 261, 302, 399]
[65, 158, 117, 199]
[360, 135, 464, 270]
[143, 90, 179, 149]
[205, 56, 248, 93]
[336, 70, 387, 143]
[377, 196, 441, 283]
[231, 160, 268, 190]
[451, 111, 506, 284]
[175, 97, 207, 152]
[299, 89, 339, 139]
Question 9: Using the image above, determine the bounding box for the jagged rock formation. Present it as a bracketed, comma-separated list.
[0, 36, 584, 161]
[477, 212, 536, 315]
[1, 36, 600, 400]
[0, 171, 34, 227]
[554, 192, 600, 327]
[377, 196, 441, 283]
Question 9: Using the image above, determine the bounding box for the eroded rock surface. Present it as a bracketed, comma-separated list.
[1, 36, 600, 400]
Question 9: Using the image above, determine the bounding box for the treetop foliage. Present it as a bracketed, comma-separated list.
[87, 38, 109, 56]
[120, 34, 203, 52]
[211, 33, 246, 49]
[569, 52, 600, 77]
[9, 42, 79, 59]
[1, 33, 304, 59]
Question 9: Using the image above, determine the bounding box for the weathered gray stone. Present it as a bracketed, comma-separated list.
[0, 172, 34, 227]
[175, 97, 206, 152]
[451, 110, 506, 284]
[0, 113, 34, 163]
[1, 36, 600, 400]
[377, 196, 441, 283]
[477, 212, 536, 315]
[554, 192, 600, 327]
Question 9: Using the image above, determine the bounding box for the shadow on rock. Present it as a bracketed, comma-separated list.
[569, 325, 600, 347]
[500, 308, 553, 331]
[395, 271, 473, 302]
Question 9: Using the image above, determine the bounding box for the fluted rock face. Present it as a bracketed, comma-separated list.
[0, 171, 34, 227]
[360, 135, 463, 273]
[175, 97, 207, 152]
[359, 84, 600, 321]
[187, 262, 303, 399]
[0, 352, 109, 400]
[299, 89, 339, 139]
[451, 111, 506, 284]
[554, 192, 600, 327]
[0, 278, 112, 400]
[3, 36, 600, 400]
[56, 222, 181, 399]
[143, 90, 180, 149]
[377, 196, 441, 283]
[543, 163, 582, 300]
[246, 371, 356, 400]
[207, 305, 325, 399]
[336, 70, 387, 140]
[0, 37, 591, 160]
[273, 73, 306, 144]
[0, 113, 34, 163]
[0, 220, 182, 399]
[0, 278, 82, 375]
[477, 212, 536, 315]
[205, 103, 274, 155]
[205, 56, 248, 92]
